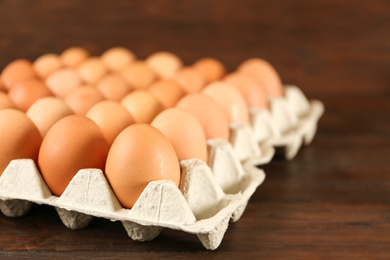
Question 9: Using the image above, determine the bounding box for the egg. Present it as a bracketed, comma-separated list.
[33, 53, 63, 79]
[224, 73, 269, 108]
[26, 97, 74, 138]
[176, 93, 230, 141]
[96, 74, 132, 101]
[237, 58, 284, 97]
[86, 101, 136, 145]
[0, 92, 16, 110]
[145, 51, 183, 78]
[8, 78, 53, 112]
[193, 57, 226, 83]
[0, 109, 42, 175]
[120, 61, 157, 90]
[0, 59, 38, 91]
[60, 47, 89, 68]
[174, 67, 206, 94]
[105, 123, 180, 209]
[38, 115, 109, 196]
[151, 108, 208, 162]
[121, 90, 163, 123]
[203, 81, 250, 124]
[101, 47, 136, 71]
[45, 69, 82, 98]
[77, 57, 108, 84]
[64, 86, 105, 115]
[148, 79, 185, 108]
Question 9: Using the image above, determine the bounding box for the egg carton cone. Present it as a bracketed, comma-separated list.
[250, 85, 324, 160]
[0, 138, 265, 250]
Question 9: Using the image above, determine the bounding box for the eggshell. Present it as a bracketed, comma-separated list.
[45, 69, 82, 98]
[86, 101, 136, 145]
[174, 67, 206, 94]
[26, 97, 74, 138]
[120, 61, 156, 90]
[148, 79, 185, 108]
[151, 108, 208, 162]
[38, 115, 109, 196]
[121, 90, 163, 123]
[77, 57, 108, 84]
[65, 86, 105, 115]
[105, 123, 180, 209]
[237, 58, 284, 97]
[176, 93, 230, 141]
[8, 79, 53, 112]
[0, 59, 38, 91]
[146, 51, 183, 78]
[33, 54, 63, 79]
[60, 47, 89, 68]
[193, 58, 226, 83]
[101, 47, 136, 71]
[96, 74, 132, 101]
[0, 109, 42, 175]
[0, 92, 16, 110]
[203, 81, 250, 124]
[224, 73, 269, 108]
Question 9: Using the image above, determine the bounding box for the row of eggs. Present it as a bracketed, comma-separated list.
[0, 47, 284, 209]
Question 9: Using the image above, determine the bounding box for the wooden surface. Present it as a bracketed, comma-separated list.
[1, 0, 389, 259]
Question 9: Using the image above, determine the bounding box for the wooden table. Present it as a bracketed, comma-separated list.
[1, 1, 389, 258]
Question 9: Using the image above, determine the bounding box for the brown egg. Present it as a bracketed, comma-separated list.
[151, 108, 208, 162]
[176, 93, 230, 141]
[60, 47, 89, 68]
[0, 59, 38, 91]
[26, 97, 74, 138]
[0, 109, 42, 175]
[101, 47, 136, 72]
[105, 123, 180, 209]
[65, 86, 105, 115]
[237, 58, 284, 97]
[193, 58, 226, 83]
[148, 79, 185, 108]
[121, 90, 164, 123]
[203, 81, 250, 124]
[120, 61, 157, 90]
[0, 92, 16, 110]
[224, 73, 269, 108]
[33, 53, 63, 79]
[86, 101, 136, 145]
[174, 67, 206, 94]
[96, 74, 132, 101]
[77, 57, 108, 84]
[145, 51, 183, 78]
[38, 115, 109, 196]
[45, 69, 82, 98]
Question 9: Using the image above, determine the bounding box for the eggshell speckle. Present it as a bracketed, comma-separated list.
[121, 90, 163, 123]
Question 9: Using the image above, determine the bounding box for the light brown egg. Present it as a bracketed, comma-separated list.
[0, 92, 16, 110]
[121, 90, 164, 123]
[145, 51, 183, 78]
[174, 67, 206, 94]
[26, 97, 74, 138]
[224, 73, 269, 108]
[120, 61, 157, 90]
[151, 108, 208, 162]
[203, 81, 250, 124]
[65, 86, 105, 115]
[101, 47, 136, 72]
[105, 123, 180, 209]
[86, 101, 136, 145]
[96, 74, 132, 101]
[39, 115, 109, 196]
[0, 109, 42, 175]
[148, 79, 185, 108]
[176, 93, 230, 141]
[8, 79, 53, 112]
[77, 57, 108, 84]
[0, 59, 38, 91]
[193, 57, 226, 83]
[33, 53, 63, 79]
[237, 58, 284, 97]
[45, 69, 82, 98]
[60, 47, 89, 68]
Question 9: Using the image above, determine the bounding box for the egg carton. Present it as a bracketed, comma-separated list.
[0, 138, 265, 250]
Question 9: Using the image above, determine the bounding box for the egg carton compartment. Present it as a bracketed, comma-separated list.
[250, 85, 324, 160]
[0, 138, 265, 250]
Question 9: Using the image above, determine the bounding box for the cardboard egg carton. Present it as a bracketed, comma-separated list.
[0, 138, 265, 250]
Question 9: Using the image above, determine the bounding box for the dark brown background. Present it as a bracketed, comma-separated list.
[1, 0, 390, 259]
